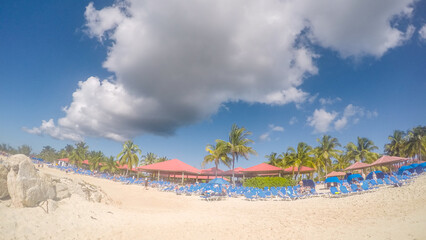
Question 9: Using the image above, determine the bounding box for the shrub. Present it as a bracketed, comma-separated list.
[243, 177, 296, 189]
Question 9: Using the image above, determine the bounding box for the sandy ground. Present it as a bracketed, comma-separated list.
[1, 167, 425, 240]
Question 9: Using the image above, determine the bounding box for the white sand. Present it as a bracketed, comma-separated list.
[1, 167, 425, 240]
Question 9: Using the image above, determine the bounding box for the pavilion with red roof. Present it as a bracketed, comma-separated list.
[326, 171, 346, 178]
[223, 167, 245, 177]
[242, 163, 284, 177]
[138, 159, 200, 183]
[344, 162, 371, 171]
[283, 166, 315, 174]
[370, 155, 410, 167]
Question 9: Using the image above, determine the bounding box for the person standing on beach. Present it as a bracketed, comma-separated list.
[144, 177, 148, 190]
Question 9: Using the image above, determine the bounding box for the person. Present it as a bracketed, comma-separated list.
[361, 171, 366, 180]
[372, 172, 377, 181]
[354, 180, 362, 191]
[298, 181, 306, 194]
[144, 177, 149, 190]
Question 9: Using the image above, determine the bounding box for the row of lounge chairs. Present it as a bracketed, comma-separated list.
[329, 174, 413, 197]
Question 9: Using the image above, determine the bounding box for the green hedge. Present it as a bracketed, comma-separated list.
[243, 177, 296, 189]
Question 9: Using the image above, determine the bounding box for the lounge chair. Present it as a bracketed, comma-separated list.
[329, 186, 341, 197]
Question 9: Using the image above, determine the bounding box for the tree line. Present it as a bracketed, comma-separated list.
[0, 141, 167, 176]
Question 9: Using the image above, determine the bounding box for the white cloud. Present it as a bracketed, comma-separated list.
[269, 124, 284, 132]
[23, 119, 83, 142]
[27, 0, 416, 141]
[319, 97, 342, 105]
[307, 109, 338, 133]
[289, 117, 298, 125]
[419, 24, 426, 40]
[259, 133, 271, 142]
[296, 0, 415, 58]
[260, 124, 284, 141]
[308, 104, 378, 133]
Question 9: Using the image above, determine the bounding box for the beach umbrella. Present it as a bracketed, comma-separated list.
[347, 174, 363, 182]
[209, 178, 230, 185]
[420, 162, 426, 168]
[366, 171, 384, 180]
[409, 163, 419, 168]
[325, 176, 339, 183]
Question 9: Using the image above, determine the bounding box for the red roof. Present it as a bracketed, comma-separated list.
[284, 166, 315, 173]
[138, 159, 200, 174]
[82, 160, 89, 165]
[223, 167, 245, 176]
[58, 158, 69, 163]
[243, 163, 283, 173]
[326, 171, 346, 177]
[160, 174, 229, 180]
[370, 155, 410, 166]
[200, 167, 225, 176]
[345, 162, 371, 171]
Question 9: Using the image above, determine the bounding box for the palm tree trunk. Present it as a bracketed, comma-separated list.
[232, 153, 235, 186]
[215, 162, 218, 178]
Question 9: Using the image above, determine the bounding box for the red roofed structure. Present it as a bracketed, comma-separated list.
[223, 167, 245, 177]
[344, 162, 371, 171]
[200, 167, 225, 176]
[58, 158, 69, 163]
[326, 171, 346, 178]
[242, 163, 284, 176]
[138, 159, 200, 183]
[370, 155, 410, 166]
[284, 166, 315, 173]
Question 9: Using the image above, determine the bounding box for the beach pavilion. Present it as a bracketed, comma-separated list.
[223, 167, 245, 177]
[138, 159, 200, 184]
[326, 171, 346, 179]
[242, 163, 285, 178]
[283, 166, 315, 179]
[200, 167, 226, 180]
[344, 162, 371, 172]
[370, 155, 410, 171]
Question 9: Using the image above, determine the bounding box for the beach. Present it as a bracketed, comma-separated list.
[1, 166, 425, 240]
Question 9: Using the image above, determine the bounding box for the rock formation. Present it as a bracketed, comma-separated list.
[0, 154, 110, 208]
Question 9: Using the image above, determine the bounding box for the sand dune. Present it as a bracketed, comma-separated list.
[1, 167, 425, 240]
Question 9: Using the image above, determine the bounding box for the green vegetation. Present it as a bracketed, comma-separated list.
[117, 140, 142, 176]
[0, 125, 424, 179]
[202, 140, 230, 177]
[243, 177, 296, 188]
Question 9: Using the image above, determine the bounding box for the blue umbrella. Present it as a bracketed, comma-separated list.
[347, 174, 363, 182]
[399, 166, 412, 171]
[409, 163, 419, 168]
[325, 176, 339, 183]
[366, 171, 384, 180]
[209, 178, 230, 185]
[420, 162, 426, 168]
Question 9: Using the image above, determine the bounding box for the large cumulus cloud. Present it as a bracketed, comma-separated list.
[27, 0, 416, 141]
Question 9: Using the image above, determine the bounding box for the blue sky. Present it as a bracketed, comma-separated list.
[1, 0, 425, 169]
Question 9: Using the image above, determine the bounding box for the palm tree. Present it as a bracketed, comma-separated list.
[226, 124, 257, 185]
[315, 135, 342, 178]
[17, 144, 32, 156]
[405, 126, 426, 161]
[384, 130, 407, 157]
[101, 156, 118, 174]
[345, 137, 379, 163]
[142, 152, 157, 165]
[156, 156, 168, 162]
[38, 145, 58, 162]
[89, 151, 104, 171]
[287, 142, 313, 179]
[203, 140, 231, 177]
[70, 142, 88, 167]
[265, 152, 281, 166]
[117, 140, 142, 176]
[333, 153, 351, 171]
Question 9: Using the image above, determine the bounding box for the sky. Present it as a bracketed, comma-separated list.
[1, 0, 425, 169]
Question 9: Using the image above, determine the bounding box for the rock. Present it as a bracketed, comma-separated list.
[47, 199, 58, 212]
[55, 182, 70, 200]
[7, 158, 56, 207]
[3, 154, 29, 172]
[0, 164, 9, 199]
